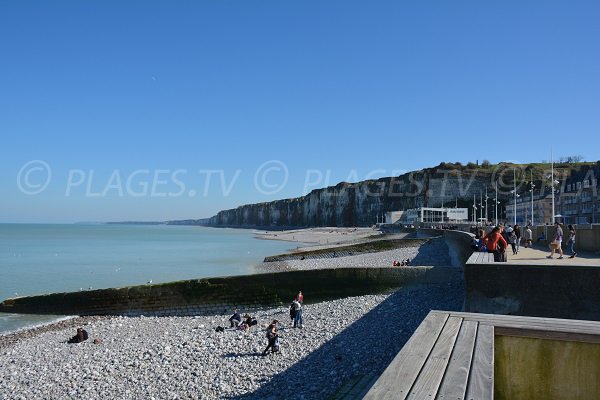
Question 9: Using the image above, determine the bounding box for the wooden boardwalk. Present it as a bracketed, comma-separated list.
[364, 310, 600, 400]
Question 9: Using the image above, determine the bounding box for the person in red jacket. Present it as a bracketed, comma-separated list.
[483, 226, 508, 262]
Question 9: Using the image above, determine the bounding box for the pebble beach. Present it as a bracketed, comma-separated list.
[0, 229, 463, 399]
[0, 279, 462, 400]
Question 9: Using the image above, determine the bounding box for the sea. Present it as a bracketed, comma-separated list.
[0, 223, 296, 334]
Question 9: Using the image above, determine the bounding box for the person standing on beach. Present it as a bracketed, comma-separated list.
[547, 222, 564, 259]
[297, 291, 303, 303]
[289, 300, 296, 326]
[292, 298, 303, 328]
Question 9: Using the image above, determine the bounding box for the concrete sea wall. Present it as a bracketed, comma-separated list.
[465, 262, 600, 320]
[0, 267, 461, 317]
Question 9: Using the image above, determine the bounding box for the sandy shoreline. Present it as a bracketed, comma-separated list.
[254, 227, 381, 246]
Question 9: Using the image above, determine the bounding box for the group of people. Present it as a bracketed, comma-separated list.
[222, 291, 304, 356]
[546, 223, 577, 259]
[472, 221, 577, 262]
[263, 291, 304, 356]
[227, 310, 259, 331]
[392, 259, 411, 266]
[472, 223, 528, 261]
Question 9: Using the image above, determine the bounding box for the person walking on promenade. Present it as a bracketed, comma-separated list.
[524, 225, 533, 248]
[547, 221, 565, 259]
[508, 229, 518, 255]
[567, 225, 577, 258]
[483, 226, 508, 262]
[514, 224, 522, 253]
[292, 298, 303, 328]
[262, 320, 280, 356]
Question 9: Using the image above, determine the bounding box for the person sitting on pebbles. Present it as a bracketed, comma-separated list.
[229, 309, 242, 328]
[67, 328, 89, 344]
[237, 314, 258, 331]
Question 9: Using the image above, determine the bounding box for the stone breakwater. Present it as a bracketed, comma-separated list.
[259, 237, 451, 272]
[0, 277, 463, 400]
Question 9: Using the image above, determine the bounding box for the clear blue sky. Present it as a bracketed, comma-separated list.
[1, 1, 599, 222]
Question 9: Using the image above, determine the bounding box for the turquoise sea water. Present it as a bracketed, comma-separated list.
[0, 224, 295, 334]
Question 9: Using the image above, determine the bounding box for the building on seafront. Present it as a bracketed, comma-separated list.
[559, 165, 600, 224]
[506, 164, 600, 225]
[506, 194, 553, 226]
[401, 207, 469, 224]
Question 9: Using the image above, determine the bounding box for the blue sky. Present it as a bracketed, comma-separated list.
[1, 1, 599, 222]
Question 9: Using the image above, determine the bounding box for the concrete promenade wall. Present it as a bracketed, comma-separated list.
[413, 227, 474, 268]
[465, 261, 600, 321]
[0, 267, 460, 317]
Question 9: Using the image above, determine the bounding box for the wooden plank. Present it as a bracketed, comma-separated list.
[467, 253, 480, 264]
[494, 326, 600, 344]
[483, 253, 495, 263]
[446, 311, 600, 335]
[465, 324, 494, 400]
[406, 317, 463, 399]
[364, 312, 450, 400]
[436, 320, 478, 400]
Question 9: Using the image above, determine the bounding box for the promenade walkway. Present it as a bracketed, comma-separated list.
[505, 244, 600, 266]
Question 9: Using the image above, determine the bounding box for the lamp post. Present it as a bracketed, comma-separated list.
[485, 188, 489, 223]
[495, 180, 499, 226]
[530, 170, 535, 226]
[551, 148, 555, 223]
[473, 194, 477, 225]
[511, 168, 518, 226]
[480, 191, 483, 224]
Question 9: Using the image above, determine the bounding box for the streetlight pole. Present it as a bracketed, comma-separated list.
[551, 148, 555, 223]
[485, 187, 489, 223]
[513, 168, 517, 226]
[473, 194, 476, 225]
[480, 191, 483, 223]
[495, 180, 499, 226]
[530, 170, 535, 226]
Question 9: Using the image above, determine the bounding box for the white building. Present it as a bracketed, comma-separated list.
[401, 207, 468, 224]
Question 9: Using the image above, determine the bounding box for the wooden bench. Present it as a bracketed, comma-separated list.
[467, 251, 495, 264]
[364, 311, 600, 400]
